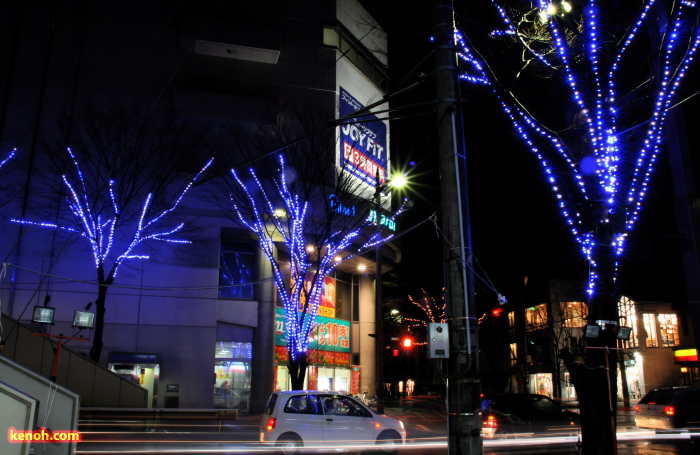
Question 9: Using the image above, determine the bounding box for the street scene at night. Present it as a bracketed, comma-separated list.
[0, 1, 699, 455]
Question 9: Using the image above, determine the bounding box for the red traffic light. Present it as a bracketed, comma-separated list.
[402, 337, 413, 348]
[492, 308, 503, 317]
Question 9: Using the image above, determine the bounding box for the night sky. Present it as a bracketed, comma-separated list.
[362, 1, 700, 311]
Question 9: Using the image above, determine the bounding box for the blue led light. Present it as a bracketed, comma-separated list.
[231, 154, 407, 360]
[12, 149, 213, 278]
[455, 0, 700, 298]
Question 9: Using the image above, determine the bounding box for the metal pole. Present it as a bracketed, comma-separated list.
[431, 1, 482, 454]
[375, 172, 385, 414]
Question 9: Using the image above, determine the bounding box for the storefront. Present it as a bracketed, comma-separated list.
[674, 348, 699, 385]
[274, 307, 353, 392]
[108, 352, 160, 408]
[214, 341, 252, 412]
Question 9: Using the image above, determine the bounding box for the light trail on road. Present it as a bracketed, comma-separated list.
[73, 429, 697, 454]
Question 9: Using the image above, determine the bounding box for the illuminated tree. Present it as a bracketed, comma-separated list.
[12, 103, 214, 362]
[230, 153, 407, 390]
[454, 1, 700, 453]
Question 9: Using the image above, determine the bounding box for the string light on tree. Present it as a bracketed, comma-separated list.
[455, 0, 700, 298]
[230, 154, 409, 364]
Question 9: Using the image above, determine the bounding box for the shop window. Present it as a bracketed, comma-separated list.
[618, 296, 639, 348]
[219, 242, 255, 299]
[525, 304, 548, 331]
[643, 313, 658, 347]
[658, 314, 680, 347]
[561, 301, 587, 328]
[214, 342, 252, 411]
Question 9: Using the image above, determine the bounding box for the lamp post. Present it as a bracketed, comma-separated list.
[374, 170, 385, 414]
[372, 170, 408, 414]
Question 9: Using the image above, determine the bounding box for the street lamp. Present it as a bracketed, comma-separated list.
[373, 170, 407, 414]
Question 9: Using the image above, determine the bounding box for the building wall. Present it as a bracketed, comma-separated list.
[0, 0, 389, 411]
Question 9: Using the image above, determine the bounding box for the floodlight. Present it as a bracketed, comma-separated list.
[617, 326, 632, 341]
[32, 306, 55, 324]
[584, 324, 600, 338]
[72, 310, 95, 329]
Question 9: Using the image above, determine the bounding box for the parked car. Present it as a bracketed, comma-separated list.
[634, 386, 700, 430]
[481, 393, 579, 438]
[260, 390, 406, 454]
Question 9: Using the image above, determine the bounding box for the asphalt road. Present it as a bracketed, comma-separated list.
[71, 397, 699, 454]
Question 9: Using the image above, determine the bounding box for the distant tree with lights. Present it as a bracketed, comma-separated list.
[229, 149, 407, 390]
[454, 1, 700, 453]
[0, 149, 16, 209]
[12, 104, 213, 362]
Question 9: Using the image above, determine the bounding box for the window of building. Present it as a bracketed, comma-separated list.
[219, 242, 255, 299]
[658, 314, 680, 347]
[525, 304, 548, 331]
[618, 296, 639, 348]
[322, 26, 388, 90]
[510, 343, 517, 367]
[214, 342, 252, 412]
[561, 301, 587, 328]
[508, 311, 515, 334]
[643, 313, 658, 347]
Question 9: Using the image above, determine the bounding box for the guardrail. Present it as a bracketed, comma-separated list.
[79, 408, 238, 433]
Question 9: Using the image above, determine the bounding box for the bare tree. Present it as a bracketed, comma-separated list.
[13, 103, 214, 362]
[219, 102, 406, 390]
[455, 2, 700, 453]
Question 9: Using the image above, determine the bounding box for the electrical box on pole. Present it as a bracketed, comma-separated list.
[427, 322, 449, 359]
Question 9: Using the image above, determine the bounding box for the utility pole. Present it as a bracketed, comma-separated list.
[431, 1, 482, 454]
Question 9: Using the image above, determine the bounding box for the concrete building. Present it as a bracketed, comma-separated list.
[0, 0, 394, 413]
[485, 278, 698, 402]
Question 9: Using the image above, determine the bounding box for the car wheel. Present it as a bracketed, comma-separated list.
[276, 434, 303, 455]
[376, 431, 400, 454]
[495, 428, 515, 439]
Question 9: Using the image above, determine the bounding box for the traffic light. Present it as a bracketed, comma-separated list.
[402, 337, 413, 348]
[491, 307, 503, 317]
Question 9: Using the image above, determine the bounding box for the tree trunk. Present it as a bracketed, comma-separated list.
[562, 336, 618, 455]
[89, 264, 113, 363]
[288, 352, 309, 390]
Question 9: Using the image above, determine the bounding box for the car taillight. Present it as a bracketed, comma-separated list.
[633, 405, 639, 412]
[265, 417, 276, 431]
[485, 415, 497, 428]
[664, 406, 675, 416]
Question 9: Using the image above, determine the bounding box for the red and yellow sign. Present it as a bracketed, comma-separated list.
[292, 275, 336, 318]
[674, 348, 698, 362]
[274, 346, 351, 367]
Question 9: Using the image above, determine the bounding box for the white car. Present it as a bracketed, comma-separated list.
[260, 390, 406, 454]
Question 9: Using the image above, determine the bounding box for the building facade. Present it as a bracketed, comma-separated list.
[487, 279, 698, 402]
[0, 0, 393, 413]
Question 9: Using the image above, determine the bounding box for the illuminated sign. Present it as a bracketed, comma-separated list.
[339, 87, 387, 186]
[274, 308, 350, 352]
[368, 209, 396, 231]
[329, 194, 357, 217]
[674, 348, 698, 362]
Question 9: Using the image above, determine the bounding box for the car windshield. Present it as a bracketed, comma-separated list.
[482, 395, 564, 416]
[639, 391, 676, 405]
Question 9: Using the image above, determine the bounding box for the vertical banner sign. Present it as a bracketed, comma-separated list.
[339, 87, 388, 186]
